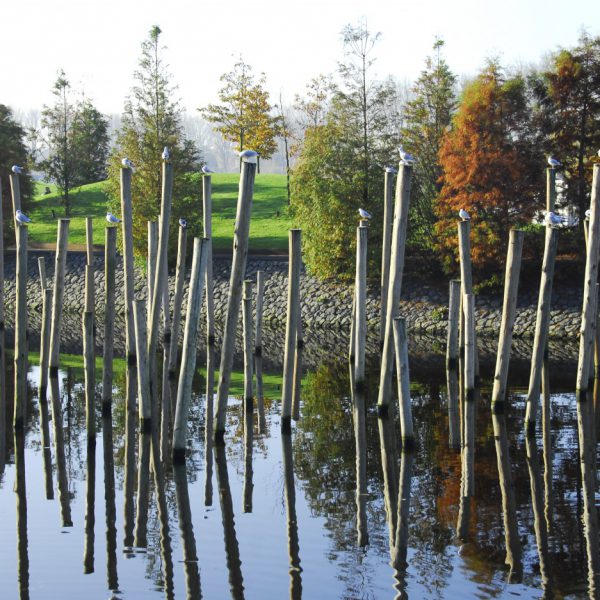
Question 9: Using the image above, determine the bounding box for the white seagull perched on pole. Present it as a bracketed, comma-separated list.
[179, 218, 187, 228]
[12, 165, 23, 174]
[239, 149, 259, 164]
[545, 211, 565, 227]
[162, 146, 170, 161]
[15, 209, 31, 224]
[585, 209, 591, 220]
[106, 212, 121, 224]
[459, 208, 470, 221]
[547, 156, 562, 169]
[385, 166, 397, 174]
[202, 165, 215, 175]
[121, 157, 135, 171]
[358, 208, 372, 220]
[398, 147, 416, 165]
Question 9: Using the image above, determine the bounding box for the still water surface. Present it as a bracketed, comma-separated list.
[0, 359, 597, 599]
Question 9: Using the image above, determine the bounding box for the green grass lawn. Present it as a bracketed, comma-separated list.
[27, 174, 293, 251]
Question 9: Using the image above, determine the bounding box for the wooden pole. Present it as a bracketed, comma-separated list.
[354, 222, 368, 389]
[168, 224, 188, 378]
[101, 409, 118, 590]
[214, 159, 257, 444]
[524, 227, 559, 435]
[282, 433, 302, 595]
[242, 280, 254, 413]
[120, 167, 136, 364]
[102, 227, 117, 411]
[292, 315, 304, 422]
[13, 224, 28, 429]
[254, 271, 266, 429]
[123, 363, 137, 548]
[203, 174, 215, 348]
[377, 163, 412, 413]
[243, 399, 253, 513]
[281, 229, 302, 434]
[0, 182, 6, 428]
[147, 220, 158, 329]
[391, 449, 415, 571]
[134, 432, 151, 547]
[9, 173, 22, 231]
[83, 311, 95, 439]
[546, 167, 556, 213]
[172, 238, 209, 462]
[133, 300, 152, 429]
[160, 273, 172, 463]
[83, 434, 96, 574]
[446, 280, 460, 371]
[38, 286, 52, 403]
[463, 293, 476, 498]
[85, 217, 94, 314]
[380, 167, 395, 349]
[392, 317, 414, 449]
[348, 288, 356, 366]
[49, 219, 70, 373]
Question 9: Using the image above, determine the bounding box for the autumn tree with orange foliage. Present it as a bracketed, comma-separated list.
[436, 63, 543, 275]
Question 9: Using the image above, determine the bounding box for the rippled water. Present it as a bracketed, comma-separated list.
[0, 357, 598, 599]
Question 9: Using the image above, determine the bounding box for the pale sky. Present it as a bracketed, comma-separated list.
[2, 0, 600, 117]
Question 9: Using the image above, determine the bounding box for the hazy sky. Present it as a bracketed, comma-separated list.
[3, 0, 600, 116]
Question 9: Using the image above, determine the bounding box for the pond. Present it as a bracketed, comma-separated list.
[0, 351, 598, 599]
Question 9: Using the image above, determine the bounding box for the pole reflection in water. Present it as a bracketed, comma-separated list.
[392, 449, 414, 598]
[525, 436, 552, 596]
[215, 445, 245, 600]
[255, 353, 266, 434]
[15, 429, 29, 600]
[38, 384, 54, 500]
[352, 384, 369, 547]
[103, 410, 118, 593]
[49, 374, 72, 527]
[205, 343, 215, 507]
[83, 438, 96, 574]
[243, 404, 253, 513]
[541, 362, 553, 538]
[446, 367, 460, 450]
[123, 365, 137, 549]
[134, 431, 152, 548]
[378, 414, 399, 555]
[173, 463, 202, 599]
[282, 432, 302, 600]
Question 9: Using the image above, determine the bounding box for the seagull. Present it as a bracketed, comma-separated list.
[15, 209, 31, 224]
[202, 165, 215, 175]
[547, 156, 562, 169]
[385, 166, 397, 174]
[162, 146, 170, 161]
[545, 211, 565, 227]
[358, 208, 372, 220]
[106, 212, 121, 224]
[11, 165, 23, 174]
[239, 149, 259, 164]
[179, 218, 187, 228]
[585, 209, 591, 220]
[398, 147, 416, 165]
[121, 157, 134, 170]
[459, 208, 470, 221]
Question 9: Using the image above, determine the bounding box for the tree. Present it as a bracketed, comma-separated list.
[106, 25, 201, 259]
[293, 74, 335, 131]
[200, 58, 279, 170]
[436, 62, 542, 275]
[39, 72, 110, 216]
[0, 104, 33, 242]
[401, 39, 457, 255]
[529, 33, 600, 224]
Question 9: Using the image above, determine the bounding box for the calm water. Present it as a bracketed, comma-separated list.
[0, 357, 598, 599]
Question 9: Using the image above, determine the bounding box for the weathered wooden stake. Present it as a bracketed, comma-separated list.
[9, 173, 22, 230]
[546, 167, 556, 213]
[203, 173, 215, 347]
[13, 224, 28, 428]
[172, 239, 209, 462]
[463, 293, 476, 497]
[292, 315, 304, 422]
[102, 227, 117, 411]
[524, 226, 559, 435]
[120, 167, 136, 364]
[133, 300, 152, 429]
[354, 222, 368, 389]
[377, 163, 412, 413]
[281, 229, 302, 433]
[39, 287, 52, 399]
[160, 274, 172, 463]
[254, 271, 266, 428]
[83, 311, 95, 439]
[147, 220, 158, 329]
[380, 166, 396, 349]
[242, 280, 254, 413]
[446, 280, 461, 371]
[392, 318, 414, 449]
[85, 217, 95, 313]
[49, 219, 70, 373]
[214, 159, 257, 444]
[168, 224, 188, 378]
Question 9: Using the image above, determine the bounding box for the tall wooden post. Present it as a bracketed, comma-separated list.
[49, 219, 70, 373]
[147, 220, 158, 330]
[13, 225, 28, 429]
[172, 239, 209, 462]
[463, 293, 476, 497]
[102, 227, 117, 412]
[281, 229, 302, 433]
[120, 167, 136, 364]
[203, 173, 215, 348]
[377, 164, 412, 413]
[292, 315, 304, 422]
[85, 217, 95, 314]
[354, 222, 368, 389]
[9, 173, 22, 230]
[546, 167, 556, 213]
[380, 166, 396, 348]
[133, 300, 152, 429]
[393, 317, 414, 449]
[168, 224, 188, 378]
[214, 159, 257, 444]
[446, 279, 461, 448]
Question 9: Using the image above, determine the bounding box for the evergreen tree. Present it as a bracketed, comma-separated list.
[401, 40, 457, 254]
[0, 104, 33, 242]
[107, 25, 201, 259]
[436, 62, 542, 275]
[72, 99, 110, 183]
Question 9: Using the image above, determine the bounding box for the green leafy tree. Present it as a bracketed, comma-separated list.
[436, 62, 542, 274]
[72, 98, 110, 184]
[107, 25, 201, 259]
[529, 33, 600, 224]
[0, 104, 33, 241]
[401, 39, 457, 255]
[200, 58, 279, 171]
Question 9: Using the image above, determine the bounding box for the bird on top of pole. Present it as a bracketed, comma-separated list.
[12, 165, 23, 174]
[179, 218, 187, 228]
[545, 211, 566, 228]
[162, 146, 170, 162]
[398, 147, 416, 165]
[240, 149, 259, 164]
[358, 208, 372, 222]
[121, 157, 135, 171]
[202, 165, 215, 175]
[459, 208, 470, 221]
[547, 156, 562, 169]
[15, 209, 31, 225]
[106, 212, 121, 225]
[385, 165, 397, 174]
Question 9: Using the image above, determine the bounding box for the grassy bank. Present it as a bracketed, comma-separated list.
[27, 173, 293, 251]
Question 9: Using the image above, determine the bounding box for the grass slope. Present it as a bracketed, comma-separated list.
[28, 174, 293, 251]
